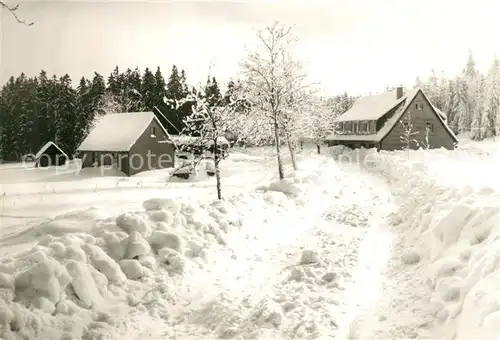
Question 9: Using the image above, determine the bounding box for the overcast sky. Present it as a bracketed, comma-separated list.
[1, 0, 499, 96]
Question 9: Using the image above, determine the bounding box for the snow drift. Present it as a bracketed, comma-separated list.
[330, 145, 500, 340]
[0, 195, 252, 339]
[0, 156, 339, 340]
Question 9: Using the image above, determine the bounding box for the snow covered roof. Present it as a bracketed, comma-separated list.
[77, 112, 171, 152]
[35, 141, 68, 159]
[335, 88, 418, 122]
[326, 89, 458, 144]
[432, 105, 447, 121]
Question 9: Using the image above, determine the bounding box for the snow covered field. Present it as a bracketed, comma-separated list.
[1, 141, 499, 340]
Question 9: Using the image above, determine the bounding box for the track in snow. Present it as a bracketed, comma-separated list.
[123, 162, 395, 340]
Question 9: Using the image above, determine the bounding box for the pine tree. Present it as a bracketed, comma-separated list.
[204, 76, 222, 107]
[75, 76, 94, 146]
[36, 70, 56, 148]
[164, 65, 191, 134]
[222, 80, 236, 106]
[437, 72, 450, 112]
[456, 78, 470, 135]
[180, 69, 189, 97]
[446, 80, 459, 133]
[0, 77, 19, 161]
[18, 74, 39, 156]
[120, 68, 143, 112]
[462, 51, 479, 135]
[55, 74, 78, 157]
[89, 72, 106, 116]
[471, 75, 485, 140]
[424, 70, 440, 105]
[107, 66, 122, 98]
[166, 65, 184, 101]
[141, 67, 157, 110]
[154, 67, 167, 106]
[483, 57, 500, 138]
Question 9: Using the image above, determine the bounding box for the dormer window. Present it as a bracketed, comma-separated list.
[150, 127, 156, 137]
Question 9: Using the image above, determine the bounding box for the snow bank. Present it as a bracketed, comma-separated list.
[329, 146, 500, 339]
[0, 194, 251, 339]
[0, 158, 333, 339]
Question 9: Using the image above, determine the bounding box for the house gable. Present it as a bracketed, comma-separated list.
[35, 141, 68, 160]
[380, 90, 457, 150]
[78, 112, 171, 152]
[128, 118, 175, 176]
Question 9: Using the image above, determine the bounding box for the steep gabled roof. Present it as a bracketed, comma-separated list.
[381, 89, 458, 144]
[335, 88, 419, 122]
[35, 141, 68, 160]
[326, 88, 458, 144]
[77, 111, 171, 152]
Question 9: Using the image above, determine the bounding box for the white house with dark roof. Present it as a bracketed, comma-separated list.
[77, 111, 175, 176]
[325, 87, 458, 150]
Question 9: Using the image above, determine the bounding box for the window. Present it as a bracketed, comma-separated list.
[415, 103, 424, 110]
[150, 126, 156, 137]
[338, 122, 344, 134]
[402, 122, 409, 130]
[353, 122, 358, 133]
[344, 122, 350, 134]
[426, 122, 434, 132]
[359, 122, 366, 133]
[362, 122, 370, 134]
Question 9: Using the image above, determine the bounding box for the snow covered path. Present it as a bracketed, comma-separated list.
[347, 206, 438, 340]
[120, 160, 395, 340]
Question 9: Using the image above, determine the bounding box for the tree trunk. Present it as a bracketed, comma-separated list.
[214, 143, 222, 200]
[287, 139, 298, 171]
[273, 120, 285, 180]
[316, 144, 321, 154]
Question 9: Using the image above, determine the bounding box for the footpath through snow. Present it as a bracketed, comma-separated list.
[333, 145, 500, 340]
[0, 153, 394, 340]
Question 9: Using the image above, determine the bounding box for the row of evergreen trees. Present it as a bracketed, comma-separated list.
[3, 52, 492, 163]
[416, 51, 500, 140]
[0, 65, 227, 162]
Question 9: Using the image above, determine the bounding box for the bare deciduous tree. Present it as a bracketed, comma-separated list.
[169, 85, 259, 200]
[241, 21, 312, 179]
[399, 112, 420, 158]
[299, 96, 337, 154]
[1, 1, 33, 26]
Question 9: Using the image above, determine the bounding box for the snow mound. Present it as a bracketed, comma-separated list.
[334, 146, 500, 340]
[257, 157, 337, 197]
[0, 195, 248, 339]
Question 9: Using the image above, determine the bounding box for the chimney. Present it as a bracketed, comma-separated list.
[396, 86, 404, 99]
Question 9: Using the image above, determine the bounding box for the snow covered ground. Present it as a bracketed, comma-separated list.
[0, 150, 280, 240]
[1, 141, 499, 340]
[0, 147, 395, 340]
[332, 139, 500, 340]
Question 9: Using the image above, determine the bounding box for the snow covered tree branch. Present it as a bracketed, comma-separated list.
[1, 1, 33, 26]
[240, 21, 313, 178]
[399, 112, 420, 158]
[300, 97, 338, 154]
[175, 85, 260, 200]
